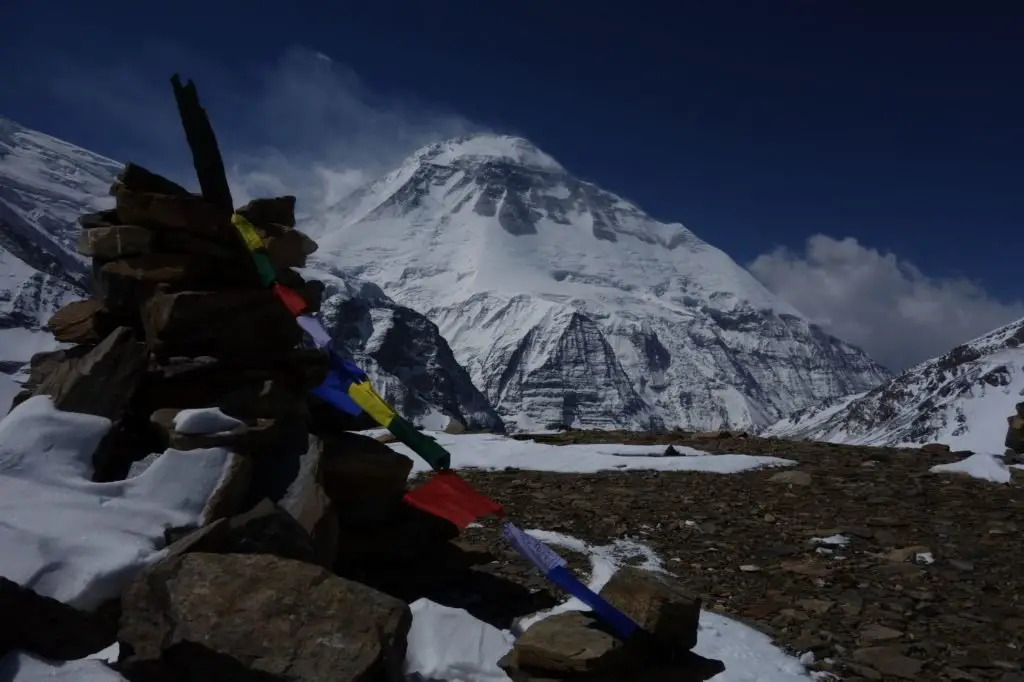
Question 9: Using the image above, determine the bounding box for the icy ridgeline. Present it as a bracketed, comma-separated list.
[312, 133, 891, 433]
[766, 316, 1024, 453]
[0, 117, 500, 430]
[0, 159, 807, 681]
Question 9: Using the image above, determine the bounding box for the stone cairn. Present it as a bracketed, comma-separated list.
[2, 76, 724, 681]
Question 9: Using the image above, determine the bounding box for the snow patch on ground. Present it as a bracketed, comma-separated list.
[0, 396, 236, 609]
[389, 432, 796, 475]
[930, 452, 1018, 484]
[405, 599, 516, 682]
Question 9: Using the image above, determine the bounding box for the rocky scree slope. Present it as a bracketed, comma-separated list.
[314, 134, 890, 432]
[457, 430, 1024, 681]
[766, 316, 1024, 452]
[0, 117, 498, 430]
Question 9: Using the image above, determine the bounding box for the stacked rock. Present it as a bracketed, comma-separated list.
[16, 163, 326, 492]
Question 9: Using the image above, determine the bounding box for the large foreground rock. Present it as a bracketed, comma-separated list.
[598, 566, 702, 650]
[29, 326, 147, 420]
[119, 552, 411, 682]
[499, 611, 724, 682]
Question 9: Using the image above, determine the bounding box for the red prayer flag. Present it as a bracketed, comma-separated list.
[272, 282, 307, 316]
[403, 471, 503, 529]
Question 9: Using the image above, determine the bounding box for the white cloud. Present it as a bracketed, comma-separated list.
[25, 44, 482, 224]
[749, 235, 1024, 370]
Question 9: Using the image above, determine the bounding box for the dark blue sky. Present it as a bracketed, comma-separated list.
[2, 2, 1022, 366]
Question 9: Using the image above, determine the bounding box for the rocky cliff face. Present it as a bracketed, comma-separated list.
[766, 316, 1024, 452]
[314, 134, 891, 431]
[305, 266, 503, 432]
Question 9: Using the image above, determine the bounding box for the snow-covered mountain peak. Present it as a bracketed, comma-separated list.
[318, 133, 800, 319]
[0, 116, 120, 277]
[412, 133, 565, 173]
[314, 133, 888, 431]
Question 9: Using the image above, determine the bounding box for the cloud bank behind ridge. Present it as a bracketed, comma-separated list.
[750, 235, 1024, 371]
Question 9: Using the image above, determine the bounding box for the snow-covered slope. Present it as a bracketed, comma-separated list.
[0, 118, 496, 430]
[0, 118, 118, 371]
[314, 133, 890, 431]
[766, 317, 1024, 452]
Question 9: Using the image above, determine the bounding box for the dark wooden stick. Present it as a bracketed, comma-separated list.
[170, 74, 234, 212]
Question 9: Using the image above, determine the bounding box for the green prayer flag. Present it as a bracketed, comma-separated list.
[252, 251, 277, 286]
[388, 416, 452, 471]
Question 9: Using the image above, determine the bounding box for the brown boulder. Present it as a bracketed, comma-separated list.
[76, 225, 155, 260]
[504, 612, 630, 676]
[30, 326, 147, 421]
[920, 442, 951, 454]
[277, 436, 337, 567]
[201, 453, 252, 521]
[9, 346, 94, 411]
[135, 362, 310, 419]
[317, 432, 413, 520]
[501, 612, 724, 682]
[851, 646, 924, 679]
[1006, 412, 1024, 454]
[163, 499, 321, 565]
[333, 503, 460, 566]
[114, 188, 235, 242]
[236, 195, 297, 228]
[598, 567, 702, 651]
[119, 552, 411, 682]
[78, 208, 120, 229]
[114, 163, 190, 196]
[265, 228, 319, 270]
[99, 252, 259, 290]
[46, 299, 117, 343]
[140, 290, 303, 359]
[153, 227, 245, 260]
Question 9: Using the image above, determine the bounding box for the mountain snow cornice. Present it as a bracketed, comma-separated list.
[315, 133, 891, 431]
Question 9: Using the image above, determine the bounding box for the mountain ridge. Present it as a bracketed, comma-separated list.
[765, 315, 1024, 452]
